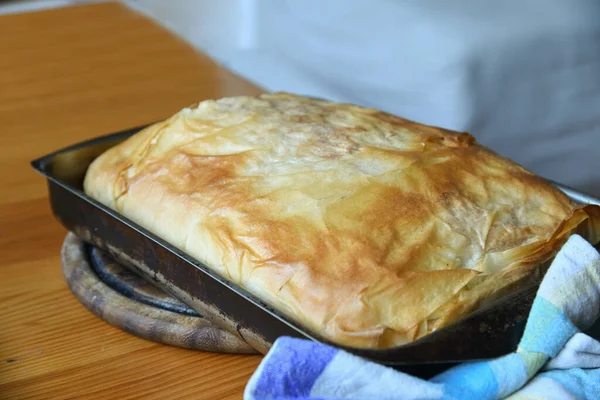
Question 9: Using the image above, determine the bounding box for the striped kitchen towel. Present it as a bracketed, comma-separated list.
[244, 234, 600, 400]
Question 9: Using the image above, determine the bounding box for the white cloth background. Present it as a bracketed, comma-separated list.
[131, 0, 600, 195]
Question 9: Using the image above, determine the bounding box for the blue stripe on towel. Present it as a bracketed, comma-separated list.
[519, 296, 578, 357]
[431, 359, 499, 399]
[251, 337, 337, 398]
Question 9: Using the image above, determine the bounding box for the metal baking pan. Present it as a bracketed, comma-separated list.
[32, 125, 600, 374]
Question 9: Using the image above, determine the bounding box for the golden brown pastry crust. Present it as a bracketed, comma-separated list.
[84, 93, 600, 349]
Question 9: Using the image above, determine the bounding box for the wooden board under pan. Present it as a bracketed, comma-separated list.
[61, 231, 256, 354]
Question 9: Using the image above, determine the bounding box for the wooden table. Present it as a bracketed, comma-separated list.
[0, 3, 264, 398]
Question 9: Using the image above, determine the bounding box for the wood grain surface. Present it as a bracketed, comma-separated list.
[0, 3, 264, 399]
[62, 232, 257, 354]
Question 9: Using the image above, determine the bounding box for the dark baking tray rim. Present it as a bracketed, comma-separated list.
[32, 125, 600, 370]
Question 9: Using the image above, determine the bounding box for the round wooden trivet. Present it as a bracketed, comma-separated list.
[61, 232, 257, 354]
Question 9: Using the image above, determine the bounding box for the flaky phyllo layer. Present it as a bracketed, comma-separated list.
[84, 93, 600, 349]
